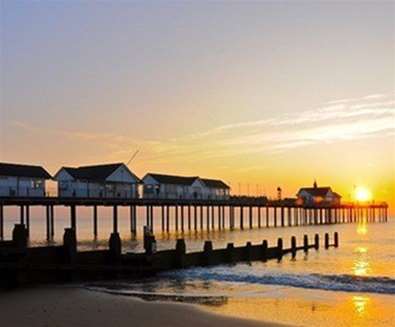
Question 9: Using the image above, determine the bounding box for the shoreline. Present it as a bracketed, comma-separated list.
[0, 286, 291, 327]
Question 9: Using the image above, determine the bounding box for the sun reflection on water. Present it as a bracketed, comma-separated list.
[352, 295, 370, 316]
[357, 222, 368, 235]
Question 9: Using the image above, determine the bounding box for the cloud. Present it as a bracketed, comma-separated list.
[11, 92, 395, 164]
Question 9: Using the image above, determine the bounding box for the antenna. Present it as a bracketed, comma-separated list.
[127, 150, 140, 166]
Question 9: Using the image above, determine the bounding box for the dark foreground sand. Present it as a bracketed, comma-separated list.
[0, 287, 291, 327]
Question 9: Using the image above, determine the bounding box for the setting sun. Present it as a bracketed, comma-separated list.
[354, 186, 372, 202]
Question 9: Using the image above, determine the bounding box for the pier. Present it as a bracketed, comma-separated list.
[0, 197, 389, 241]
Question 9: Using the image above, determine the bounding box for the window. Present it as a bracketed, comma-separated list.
[32, 180, 43, 189]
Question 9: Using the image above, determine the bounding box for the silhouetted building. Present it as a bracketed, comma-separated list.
[142, 173, 230, 200]
[54, 163, 140, 198]
[296, 181, 341, 206]
[0, 162, 52, 197]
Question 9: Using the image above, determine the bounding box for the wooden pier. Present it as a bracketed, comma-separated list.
[0, 197, 389, 241]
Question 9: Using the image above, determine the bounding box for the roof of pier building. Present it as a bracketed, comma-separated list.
[55, 163, 140, 183]
[200, 178, 230, 189]
[143, 173, 199, 186]
[0, 162, 52, 179]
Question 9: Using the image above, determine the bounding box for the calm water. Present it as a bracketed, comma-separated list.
[2, 206, 395, 326]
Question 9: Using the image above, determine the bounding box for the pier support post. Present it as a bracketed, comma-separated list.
[334, 232, 339, 248]
[218, 206, 222, 230]
[258, 206, 261, 228]
[181, 206, 185, 232]
[194, 206, 197, 231]
[175, 206, 179, 231]
[166, 206, 170, 232]
[113, 205, 118, 233]
[266, 206, 269, 227]
[274, 207, 277, 227]
[70, 205, 76, 230]
[206, 206, 210, 231]
[161, 206, 165, 232]
[211, 206, 215, 230]
[240, 206, 244, 230]
[288, 207, 292, 226]
[50, 205, 55, 239]
[93, 205, 98, 238]
[26, 205, 30, 238]
[20, 205, 24, 225]
[188, 205, 191, 231]
[249, 206, 253, 229]
[46, 205, 50, 241]
[200, 205, 203, 230]
[281, 207, 285, 227]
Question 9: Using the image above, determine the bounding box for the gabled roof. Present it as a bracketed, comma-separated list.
[58, 163, 139, 182]
[144, 173, 198, 186]
[0, 162, 52, 179]
[298, 186, 333, 197]
[201, 178, 230, 189]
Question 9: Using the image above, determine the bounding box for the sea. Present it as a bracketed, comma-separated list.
[2, 206, 395, 326]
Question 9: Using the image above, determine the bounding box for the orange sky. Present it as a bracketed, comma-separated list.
[1, 2, 394, 213]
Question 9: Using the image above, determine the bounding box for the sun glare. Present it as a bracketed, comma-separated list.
[354, 186, 372, 202]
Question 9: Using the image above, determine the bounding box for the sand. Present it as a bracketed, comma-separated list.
[0, 287, 290, 327]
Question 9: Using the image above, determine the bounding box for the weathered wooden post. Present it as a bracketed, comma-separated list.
[113, 205, 118, 233]
[277, 238, 283, 260]
[274, 207, 277, 227]
[245, 241, 252, 261]
[203, 240, 213, 266]
[303, 234, 309, 253]
[249, 206, 253, 229]
[266, 206, 269, 227]
[143, 226, 156, 255]
[25, 205, 30, 238]
[20, 205, 24, 225]
[200, 205, 204, 230]
[109, 232, 122, 262]
[175, 238, 186, 268]
[166, 206, 170, 232]
[70, 205, 76, 230]
[50, 205, 55, 239]
[211, 206, 215, 229]
[258, 206, 262, 228]
[194, 206, 198, 231]
[334, 232, 339, 248]
[325, 233, 329, 249]
[181, 205, 185, 232]
[240, 206, 244, 230]
[261, 240, 268, 261]
[46, 205, 50, 241]
[93, 205, 98, 238]
[291, 236, 297, 259]
[175, 205, 179, 231]
[226, 242, 235, 263]
[161, 206, 165, 232]
[12, 224, 28, 250]
[314, 234, 319, 250]
[0, 204, 4, 240]
[281, 207, 285, 227]
[63, 228, 77, 264]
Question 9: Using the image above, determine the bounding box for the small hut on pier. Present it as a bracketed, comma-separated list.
[296, 181, 341, 206]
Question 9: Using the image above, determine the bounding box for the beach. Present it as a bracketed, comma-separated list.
[0, 287, 288, 327]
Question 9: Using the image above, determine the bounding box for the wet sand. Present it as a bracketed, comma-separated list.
[0, 287, 290, 327]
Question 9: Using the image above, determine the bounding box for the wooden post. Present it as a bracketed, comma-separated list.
[249, 206, 253, 229]
[20, 205, 24, 225]
[266, 206, 269, 227]
[288, 207, 292, 226]
[334, 232, 339, 248]
[181, 205, 185, 232]
[211, 206, 215, 230]
[277, 238, 283, 260]
[46, 205, 50, 241]
[303, 234, 309, 253]
[129, 205, 134, 234]
[93, 205, 98, 238]
[188, 205, 191, 231]
[218, 206, 222, 230]
[166, 206, 170, 232]
[222, 206, 225, 229]
[240, 206, 244, 230]
[113, 205, 118, 233]
[161, 206, 165, 232]
[50, 205, 55, 239]
[281, 207, 284, 227]
[274, 207, 277, 227]
[200, 205, 203, 230]
[26, 205, 30, 238]
[206, 206, 210, 231]
[291, 236, 297, 259]
[0, 205, 3, 240]
[194, 206, 197, 231]
[325, 233, 329, 249]
[146, 205, 150, 228]
[258, 206, 261, 228]
[150, 205, 154, 233]
[70, 205, 76, 230]
[175, 205, 179, 231]
[262, 240, 268, 262]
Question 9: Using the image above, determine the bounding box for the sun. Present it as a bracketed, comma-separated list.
[354, 186, 372, 202]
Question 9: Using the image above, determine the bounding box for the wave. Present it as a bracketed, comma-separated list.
[160, 267, 395, 295]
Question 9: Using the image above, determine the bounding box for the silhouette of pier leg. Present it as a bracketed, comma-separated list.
[206, 206, 210, 231]
[113, 205, 118, 233]
[93, 205, 98, 238]
[175, 206, 179, 231]
[46, 205, 50, 241]
[161, 206, 165, 232]
[274, 207, 277, 227]
[26, 205, 30, 238]
[50, 205, 55, 240]
[258, 206, 261, 228]
[194, 206, 197, 231]
[211, 206, 215, 230]
[266, 206, 269, 227]
[200, 205, 203, 230]
[249, 206, 253, 229]
[240, 206, 244, 230]
[70, 205, 76, 231]
[188, 205, 191, 231]
[20, 205, 24, 225]
[181, 205, 185, 232]
[281, 207, 285, 227]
